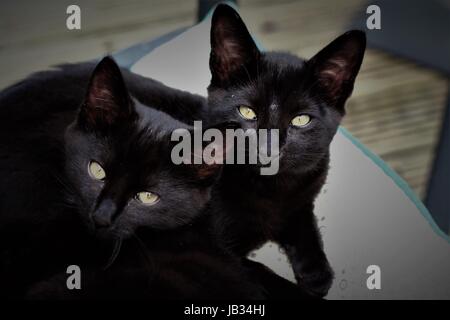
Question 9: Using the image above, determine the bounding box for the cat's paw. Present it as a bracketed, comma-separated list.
[295, 263, 334, 298]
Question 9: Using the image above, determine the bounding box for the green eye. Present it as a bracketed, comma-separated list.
[291, 114, 311, 127]
[238, 105, 257, 120]
[88, 161, 106, 180]
[136, 191, 159, 205]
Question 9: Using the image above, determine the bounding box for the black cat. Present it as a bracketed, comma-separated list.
[26, 220, 313, 300]
[206, 4, 366, 297]
[0, 57, 300, 299]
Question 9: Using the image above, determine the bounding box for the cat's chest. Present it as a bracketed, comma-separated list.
[226, 185, 306, 229]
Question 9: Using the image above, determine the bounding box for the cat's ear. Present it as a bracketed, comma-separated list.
[209, 4, 260, 87]
[308, 30, 366, 110]
[78, 56, 136, 131]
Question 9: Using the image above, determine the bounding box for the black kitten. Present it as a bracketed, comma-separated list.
[0, 57, 273, 299]
[26, 219, 271, 300]
[206, 4, 366, 297]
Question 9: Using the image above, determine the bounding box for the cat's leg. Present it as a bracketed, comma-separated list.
[278, 206, 334, 298]
[241, 258, 319, 300]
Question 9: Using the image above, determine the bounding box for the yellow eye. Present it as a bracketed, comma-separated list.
[238, 105, 257, 120]
[88, 161, 106, 180]
[291, 114, 311, 127]
[136, 191, 159, 205]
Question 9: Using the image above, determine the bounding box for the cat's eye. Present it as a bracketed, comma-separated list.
[238, 105, 257, 120]
[136, 191, 159, 205]
[88, 161, 106, 180]
[291, 114, 311, 127]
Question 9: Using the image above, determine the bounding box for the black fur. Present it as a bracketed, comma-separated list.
[207, 4, 366, 297]
[0, 57, 291, 299]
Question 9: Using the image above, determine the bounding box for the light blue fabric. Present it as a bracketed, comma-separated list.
[339, 127, 450, 243]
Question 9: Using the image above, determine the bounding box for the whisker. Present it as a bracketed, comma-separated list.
[103, 237, 123, 270]
[132, 234, 156, 277]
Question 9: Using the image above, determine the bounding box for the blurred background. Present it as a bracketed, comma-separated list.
[0, 0, 449, 232]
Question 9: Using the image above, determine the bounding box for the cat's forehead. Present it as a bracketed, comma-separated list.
[264, 51, 306, 70]
[241, 65, 308, 109]
[231, 53, 305, 98]
[83, 102, 190, 172]
[262, 56, 307, 89]
[85, 120, 168, 168]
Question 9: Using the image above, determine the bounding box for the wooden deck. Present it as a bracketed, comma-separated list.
[0, 0, 448, 199]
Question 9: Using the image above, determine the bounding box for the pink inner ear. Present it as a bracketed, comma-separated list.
[212, 12, 257, 83]
[204, 144, 226, 165]
[84, 64, 127, 126]
[198, 142, 225, 165]
[86, 85, 119, 125]
[215, 34, 246, 79]
[185, 138, 230, 165]
[318, 57, 352, 98]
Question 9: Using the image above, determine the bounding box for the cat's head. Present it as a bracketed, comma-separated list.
[64, 57, 223, 240]
[208, 4, 365, 175]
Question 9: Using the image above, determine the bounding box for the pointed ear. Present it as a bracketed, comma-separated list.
[78, 56, 136, 131]
[209, 4, 260, 87]
[308, 30, 366, 110]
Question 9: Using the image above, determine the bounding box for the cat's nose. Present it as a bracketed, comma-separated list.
[92, 199, 116, 228]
